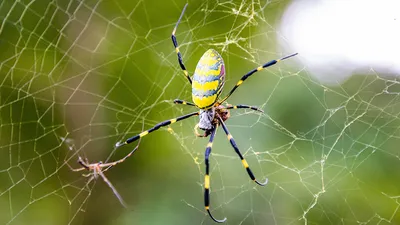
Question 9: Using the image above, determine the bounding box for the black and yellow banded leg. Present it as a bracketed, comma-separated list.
[219, 53, 298, 104]
[174, 99, 196, 107]
[115, 111, 199, 148]
[217, 115, 268, 186]
[171, 3, 192, 84]
[204, 127, 227, 223]
[225, 104, 264, 113]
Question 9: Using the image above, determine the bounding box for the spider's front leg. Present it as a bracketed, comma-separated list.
[194, 108, 216, 138]
[116, 111, 199, 147]
[194, 124, 212, 137]
[171, 3, 192, 84]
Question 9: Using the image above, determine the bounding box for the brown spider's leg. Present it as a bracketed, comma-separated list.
[174, 99, 196, 107]
[225, 104, 264, 113]
[101, 144, 140, 173]
[77, 157, 90, 170]
[204, 126, 227, 223]
[218, 53, 298, 104]
[66, 156, 91, 172]
[217, 115, 268, 186]
[81, 176, 95, 193]
[116, 111, 199, 148]
[86, 176, 95, 186]
[65, 160, 86, 172]
[171, 3, 192, 84]
[82, 173, 92, 178]
[98, 171, 128, 208]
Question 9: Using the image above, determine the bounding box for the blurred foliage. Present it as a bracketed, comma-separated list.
[0, 0, 400, 225]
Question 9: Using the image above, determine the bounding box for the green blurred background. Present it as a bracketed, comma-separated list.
[1, 0, 400, 224]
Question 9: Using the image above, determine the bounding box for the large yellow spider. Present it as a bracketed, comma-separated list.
[115, 4, 297, 223]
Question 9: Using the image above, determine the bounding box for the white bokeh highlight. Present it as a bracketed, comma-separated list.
[279, 0, 400, 84]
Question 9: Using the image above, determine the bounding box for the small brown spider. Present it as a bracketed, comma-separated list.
[67, 144, 139, 207]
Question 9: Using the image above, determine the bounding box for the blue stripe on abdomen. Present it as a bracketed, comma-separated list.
[192, 73, 221, 84]
[192, 88, 218, 97]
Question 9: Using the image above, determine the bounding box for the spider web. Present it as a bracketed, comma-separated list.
[1, 0, 400, 225]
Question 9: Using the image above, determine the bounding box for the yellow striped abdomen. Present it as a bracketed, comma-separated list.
[192, 49, 225, 109]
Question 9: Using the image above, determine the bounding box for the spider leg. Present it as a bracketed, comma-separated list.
[86, 176, 95, 187]
[77, 157, 90, 170]
[204, 126, 227, 223]
[174, 99, 196, 107]
[116, 111, 199, 148]
[82, 173, 92, 178]
[65, 160, 86, 172]
[194, 124, 212, 138]
[101, 144, 140, 173]
[65, 156, 90, 172]
[171, 3, 192, 84]
[217, 115, 268, 186]
[225, 104, 264, 113]
[218, 53, 298, 104]
[98, 171, 128, 208]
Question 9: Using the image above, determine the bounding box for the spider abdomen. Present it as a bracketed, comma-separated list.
[192, 49, 225, 109]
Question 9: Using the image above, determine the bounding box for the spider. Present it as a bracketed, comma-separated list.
[66, 143, 140, 208]
[115, 4, 297, 223]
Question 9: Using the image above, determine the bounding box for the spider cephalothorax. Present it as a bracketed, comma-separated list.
[198, 108, 215, 131]
[114, 3, 297, 223]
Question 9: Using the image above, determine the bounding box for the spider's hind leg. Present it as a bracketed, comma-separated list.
[217, 115, 268, 186]
[203, 126, 227, 223]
